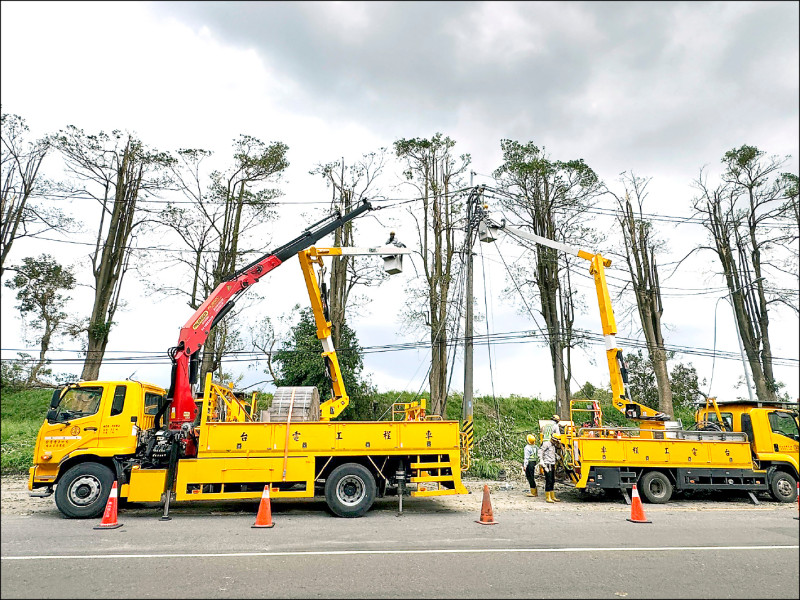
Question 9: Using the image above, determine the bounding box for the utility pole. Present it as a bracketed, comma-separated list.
[461, 175, 477, 454]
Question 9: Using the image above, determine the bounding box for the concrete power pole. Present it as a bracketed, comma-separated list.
[461, 176, 478, 453]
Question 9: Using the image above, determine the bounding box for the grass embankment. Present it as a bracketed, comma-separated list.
[0, 387, 697, 477]
[1, 388, 51, 474]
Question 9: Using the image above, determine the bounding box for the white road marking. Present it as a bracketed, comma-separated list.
[2, 545, 797, 561]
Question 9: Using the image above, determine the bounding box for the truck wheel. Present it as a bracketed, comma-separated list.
[768, 471, 797, 503]
[324, 463, 376, 518]
[54, 463, 115, 519]
[639, 471, 673, 504]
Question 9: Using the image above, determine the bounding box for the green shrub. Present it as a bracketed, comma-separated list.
[1, 388, 50, 474]
[465, 457, 501, 479]
[0, 355, 30, 392]
[674, 404, 697, 429]
[1, 388, 52, 422]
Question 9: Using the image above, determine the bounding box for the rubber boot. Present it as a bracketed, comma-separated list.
[552, 490, 561, 502]
[527, 488, 538, 497]
[546, 491, 555, 503]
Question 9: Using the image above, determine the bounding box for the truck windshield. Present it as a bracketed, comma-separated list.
[53, 386, 103, 422]
[768, 411, 800, 442]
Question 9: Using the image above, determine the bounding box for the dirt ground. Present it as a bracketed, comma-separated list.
[3, 471, 795, 517]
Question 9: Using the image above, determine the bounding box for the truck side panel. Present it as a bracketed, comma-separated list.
[196, 421, 460, 457]
[127, 468, 167, 502]
[576, 437, 753, 471]
[175, 457, 316, 501]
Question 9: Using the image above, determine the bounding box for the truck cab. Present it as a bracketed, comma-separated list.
[696, 400, 799, 501]
[29, 381, 167, 516]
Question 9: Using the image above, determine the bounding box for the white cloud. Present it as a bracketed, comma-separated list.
[1, 1, 797, 404]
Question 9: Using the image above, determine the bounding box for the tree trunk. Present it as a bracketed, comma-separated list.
[329, 187, 353, 349]
[28, 319, 54, 384]
[615, 183, 674, 416]
[728, 276, 773, 401]
[715, 207, 775, 402]
[81, 141, 141, 379]
[81, 273, 118, 381]
[651, 348, 673, 415]
[394, 135, 467, 417]
[81, 335, 109, 381]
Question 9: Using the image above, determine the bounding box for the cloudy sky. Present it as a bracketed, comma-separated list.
[1, 1, 798, 407]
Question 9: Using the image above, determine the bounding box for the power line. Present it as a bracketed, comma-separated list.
[480, 186, 797, 229]
[4, 324, 798, 369]
[4, 327, 798, 364]
[476, 224, 799, 297]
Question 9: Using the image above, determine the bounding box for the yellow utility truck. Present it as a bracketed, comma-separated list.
[29, 201, 468, 519]
[567, 397, 798, 504]
[477, 192, 799, 505]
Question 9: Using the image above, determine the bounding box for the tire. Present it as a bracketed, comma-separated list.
[324, 463, 376, 518]
[639, 471, 673, 504]
[54, 463, 115, 519]
[768, 470, 797, 503]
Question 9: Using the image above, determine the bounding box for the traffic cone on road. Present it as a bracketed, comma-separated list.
[626, 484, 651, 524]
[93, 481, 123, 530]
[252, 485, 275, 528]
[475, 484, 498, 525]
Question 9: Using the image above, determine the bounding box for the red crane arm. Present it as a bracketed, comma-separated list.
[166, 199, 373, 432]
[177, 254, 283, 357]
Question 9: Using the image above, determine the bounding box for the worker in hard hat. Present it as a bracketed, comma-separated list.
[522, 434, 539, 497]
[540, 433, 560, 503]
[541, 414, 561, 442]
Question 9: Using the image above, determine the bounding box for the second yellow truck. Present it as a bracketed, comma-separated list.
[477, 192, 798, 505]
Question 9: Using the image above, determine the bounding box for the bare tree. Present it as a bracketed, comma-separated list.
[310, 149, 388, 348]
[691, 145, 795, 402]
[493, 140, 603, 417]
[394, 134, 470, 416]
[607, 172, 673, 417]
[1, 112, 65, 276]
[164, 136, 288, 384]
[158, 149, 217, 308]
[251, 304, 302, 385]
[54, 126, 174, 380]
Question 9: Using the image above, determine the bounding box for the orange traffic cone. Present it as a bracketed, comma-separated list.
[475, 484, 498, 525]
[626, 484, 651, 524]
[252, 485, 275, 528]
[94, 481, 123, 530]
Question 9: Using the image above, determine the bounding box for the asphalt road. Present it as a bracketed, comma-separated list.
[2, 497, 798, 599]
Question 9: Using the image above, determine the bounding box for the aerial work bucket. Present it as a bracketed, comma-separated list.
[479, 221, 498, 243]
[383, 254, 403, 275]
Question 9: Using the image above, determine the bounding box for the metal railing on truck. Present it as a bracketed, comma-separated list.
[575, 427, 748, 442]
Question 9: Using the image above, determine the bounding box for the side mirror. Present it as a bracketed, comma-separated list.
[46, 389, 62, 422]
[49, 389, 62, 409]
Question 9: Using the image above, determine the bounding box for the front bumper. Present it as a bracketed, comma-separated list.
[28, 465, 58, 491]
